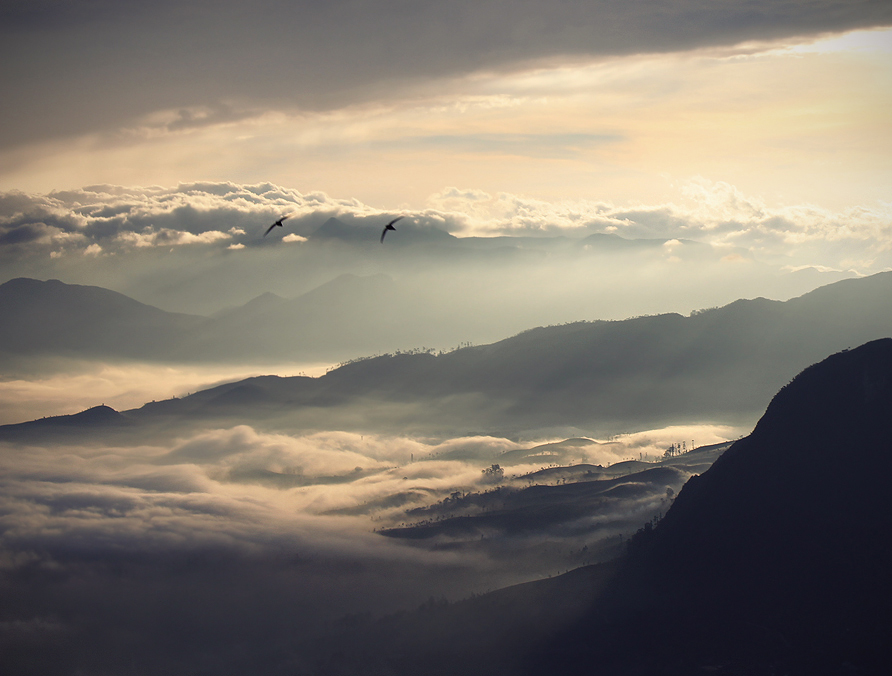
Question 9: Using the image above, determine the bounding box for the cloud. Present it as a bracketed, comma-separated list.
[409, 132, 623, 159]
[0, 183, 361, 259]
[425, 178, 892, 269]
[1, 2, 890, 150]
[0, 420, 741, 671]
[1, 180, 888, 324]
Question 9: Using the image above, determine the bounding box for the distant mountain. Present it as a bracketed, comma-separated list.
[578, 232, 703, 253]
[210, 291, 286, 320]
[0, 274, 449, 364]
[0, 271, 889, 435]
[0, 277, 206, 361]
[112, 271, 892, 436]
[2, 272, 891, 435]
[190, 273, 411, 359]
[315, 338, 892, 675]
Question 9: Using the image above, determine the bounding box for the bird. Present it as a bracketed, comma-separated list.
[380, 216, 404, 243]
[263, 215, 290, 237]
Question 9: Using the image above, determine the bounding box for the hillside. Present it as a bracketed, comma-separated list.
[128, 271, 892, 435]
[2, 272, 891, 436]
[315, 338, 892, 675]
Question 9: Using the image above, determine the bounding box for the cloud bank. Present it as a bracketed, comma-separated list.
[2, 1, 890, 149]
[1, 180, 888, 272]
[0, 420, 736, 672]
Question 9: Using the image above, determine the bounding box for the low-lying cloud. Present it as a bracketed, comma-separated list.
[0, 419, 738, 672]
[0, 360, 333, 425]
[0, 422, 738, 559]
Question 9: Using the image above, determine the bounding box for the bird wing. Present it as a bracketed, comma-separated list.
[263, 223, 278, 237]
[380, 216, 404, 242]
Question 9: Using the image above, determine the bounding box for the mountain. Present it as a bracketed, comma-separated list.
[535, 336, 892, 674]
[0, 277, 206, 361]
[2, 272, 891, 435]
[190, 273, 414, 359]
[0, 404, 133, 441]
[0, 274, 455, 364]
[315, 338, 892, 675]
[112, 271, 892, 436]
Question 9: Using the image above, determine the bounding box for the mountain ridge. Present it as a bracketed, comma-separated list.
[316, 338, 892, 675]
[2, 272, 891, 436]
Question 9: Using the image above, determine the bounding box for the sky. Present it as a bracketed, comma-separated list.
[0, 2, 890, 325]
[0, 0, 889, 446]
[0, 1, 890, 250]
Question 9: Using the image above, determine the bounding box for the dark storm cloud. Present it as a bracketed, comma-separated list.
[0, 224, 46, 246]
[1, 1, 889, 148]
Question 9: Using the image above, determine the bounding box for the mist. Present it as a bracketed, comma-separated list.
[0, 360, 332, 425]
[0, 419, 736, 673]
[1, 187, 865, 374]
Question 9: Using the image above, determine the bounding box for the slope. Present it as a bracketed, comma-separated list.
[129, 271, 892, 435]
[315, 338, 892, 675]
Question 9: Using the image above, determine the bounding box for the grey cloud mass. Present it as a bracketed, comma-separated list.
[0, 424, 717, 673]
[1, 1, 890, 148]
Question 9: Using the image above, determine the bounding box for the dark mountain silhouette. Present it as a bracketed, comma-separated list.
[533, 336, 892, 675]
[315, 338, 892, 675]
[0, 404, 133, 442]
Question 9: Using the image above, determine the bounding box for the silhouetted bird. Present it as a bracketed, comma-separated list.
[263, 216, 290, 237]
[380, 216, 404, 243]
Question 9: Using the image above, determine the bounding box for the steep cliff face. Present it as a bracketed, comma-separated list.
[545, 338, 892, 674]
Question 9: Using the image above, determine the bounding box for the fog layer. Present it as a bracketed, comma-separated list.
[0, 421, 734, 673]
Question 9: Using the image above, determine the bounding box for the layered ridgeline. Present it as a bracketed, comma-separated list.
[316, 338, 892, 676]
[0, 261, 879, 367]
[2, 272, 891, 436]
[4, 215, 846, 361]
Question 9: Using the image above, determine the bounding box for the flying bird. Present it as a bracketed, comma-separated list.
[263, 215, 290, 237]
[380, 216, 404, 243]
